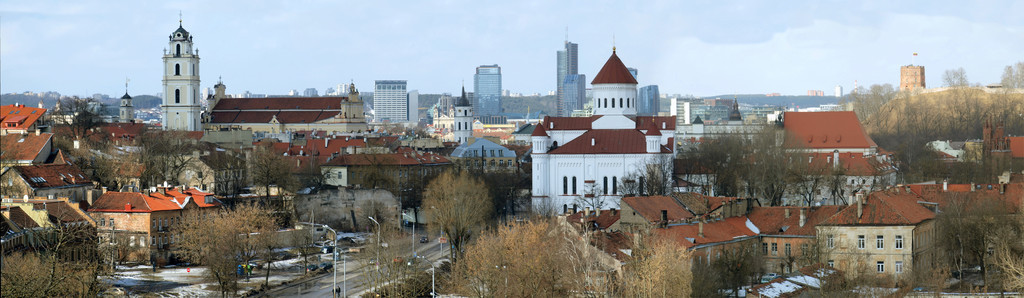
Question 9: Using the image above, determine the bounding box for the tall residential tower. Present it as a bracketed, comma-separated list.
[474, 64, 502, 116]
[556, 41, 579, 117]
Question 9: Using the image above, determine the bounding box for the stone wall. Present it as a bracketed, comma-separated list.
[293, 188, 399, 232]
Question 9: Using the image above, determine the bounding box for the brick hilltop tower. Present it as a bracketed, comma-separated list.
[900, 65, 925, 91]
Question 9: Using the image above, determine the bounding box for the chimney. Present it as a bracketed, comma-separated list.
[125, 203, 131, 211]
[596, 208, 601, 216]
[611, 207, 617, 215]
[942, 179, 948, 192]
[698, 221, 704, 238]
[856, 192, 864, 219]
[799, 208, 807, 228]
[784, 209, 791, 218]
[584, 207, 591, 217]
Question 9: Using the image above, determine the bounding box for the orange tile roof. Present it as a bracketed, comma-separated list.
[806, 152, 896, 176]
[907, 182, 1023, 213]
[654, 217, 758, 249]
[818, 191, 935, 226]
[0, 133, 52, 162]
[591, 50, 638, 85]
[4, 206, 39, 229]
[783, 112, 877, 150]
[0, 104, 46, 131]
[621, 196, 694, 223]
[1009, 137, 1024, 158]
[322, 151, 451, 167]
[671, 192, 743, 215]
[88, 187, 220, 213]
[747, 206, 845, 236]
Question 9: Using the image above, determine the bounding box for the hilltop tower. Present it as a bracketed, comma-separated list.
[900, 65, 925, 91]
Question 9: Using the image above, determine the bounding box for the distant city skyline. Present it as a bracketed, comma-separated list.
[2, 1, 1023, 98]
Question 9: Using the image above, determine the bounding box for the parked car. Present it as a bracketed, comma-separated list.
[320, 262, 333, 271]
[760, 273, 780, 283]
[419, 236, 429, 243]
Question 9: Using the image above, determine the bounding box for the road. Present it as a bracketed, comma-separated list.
[262, 228, 446, 297]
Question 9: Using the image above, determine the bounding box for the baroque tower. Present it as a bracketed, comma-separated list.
[454, 86, 474, 144]
[119, 92, 134, 123]
[162, 18, 202, 131]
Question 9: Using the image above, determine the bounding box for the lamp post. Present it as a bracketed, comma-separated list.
[319, 224, 338, 298]
[368, 216, 381, 268]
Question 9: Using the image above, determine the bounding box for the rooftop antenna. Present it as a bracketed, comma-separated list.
[125, 77, 130, 94]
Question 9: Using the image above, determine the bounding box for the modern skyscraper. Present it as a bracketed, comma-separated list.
[556, 41, 579, 116]
[162, 19, 202, 131]
[474, 64, 502, 116]
[637, 85, 660, 116]
[373, 80, 409, 122]
[563, 74, 587, 115]
[627, 67, 638, 80]
[408, 90, 419, 124]
[835, 84, 843, 97]
[303, 88, 319, 97]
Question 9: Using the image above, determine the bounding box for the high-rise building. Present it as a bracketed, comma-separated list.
[835, 85, 843, 97]
[373, 80, 409, 122]
[900, 65, 926, 91]
[408, 90, 419, 124]
[627, 67, 638, 80]
[637, 85, 660, 116]
[562, 74, 587, 116]
[474, 64, 502, 116]
[556, 41, 579, 117]
[162, 19, 202, 131]
[303, 88, 319, 97]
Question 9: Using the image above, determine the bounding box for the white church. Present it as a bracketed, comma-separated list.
[531, 49, 676, 213]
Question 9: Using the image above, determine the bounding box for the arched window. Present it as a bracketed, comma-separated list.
[620, 98, 624, 108]
[175, 64, 180, 76]
[638, 176, 646, 195]
[604, 98, 608, 108]
[174, 89, 180, 103]
[191, 64, 195, 75]
[603, 177, 608, 194]
[627, 98, 630, 108]
[572, 176, 577, 194]
[613, 176, 618, 194]
[176, 44, 181, 56]
[563, 177, 568, 194]
[612, 98, 615, 108]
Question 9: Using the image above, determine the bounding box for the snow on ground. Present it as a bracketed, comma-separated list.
[106, 255, 318, 296]
[756, 280, 805, 298]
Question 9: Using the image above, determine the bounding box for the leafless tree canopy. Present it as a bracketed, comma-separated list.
[423, 170, 492, 263]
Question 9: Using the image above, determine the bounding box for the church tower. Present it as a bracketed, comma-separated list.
[119, 92, 134, 123]
[454, 86, 474, 144]
[162, 17, 202, 131]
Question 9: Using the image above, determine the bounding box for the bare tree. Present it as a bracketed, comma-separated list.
[620, 234, 694, 297]
[53, 96, 105, 140]
[943, 67, 970, 88]
[423, 170, 492, 263]
[175, 204, 278, 297]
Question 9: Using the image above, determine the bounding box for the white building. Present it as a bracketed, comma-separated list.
[531, 49, 676, 213]
[373, 80, 410, 123]
[162, 20, 202, 131]
[453, 87, 474, 144]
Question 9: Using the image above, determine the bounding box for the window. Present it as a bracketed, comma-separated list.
[827, 235, 834, 248]
[895, 261, 903, 273]
[762, 243, 768, 255]
[176, 44, 181, 56]
[876, 235, 884, 249]
[801, 244, 808, 254]
[876, 261, 884, 273]
[619, 98, 623, 107]
[130, 236, 136, 247]
[771, 243, 778, 255]
[612, 177, 618, 194]
[175, 89, 181, 103]
[563, 177, 568, 194]
[895, 235, 904, 249]
[785, 243, 791, 256]
[612, 98, 616, 108]
[572, 176, 577, 194]
[827, 260, 834, 268]
[175, 64, 181, 76]
[603, 177, 608, 194]
[857, 235, 865, 249]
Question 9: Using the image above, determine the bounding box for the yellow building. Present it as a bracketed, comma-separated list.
[204, 82, 368, 134]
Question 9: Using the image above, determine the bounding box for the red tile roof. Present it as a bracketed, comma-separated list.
[0, 105, 46, 131]
[530, 121, 547, 136]
[635, 116, 676, 131]
[621, 196, 694, 223]
[567, 209, 622, 230]
[270, 137, 368, 156]
[88, 188, 221, 213]
[548, 129, 671, 154]
[747, 206, 845, 237]
[0, 133, 52, 162]
[322, 151, 451, 167]
[806, 152, 896, 176]
[4, 206, 39, 229]
[783, 112, 877, 150]
[541, 115, 601, 131]
[818, 191, 935, 226]
[590, 231, 633, 262]
[37, 200, 89, 223]
[591, 50, 638, 85]
[12, 163, 93, 189]
[671, 192, 742, 215]
[655, 216, 758, 248]
[907, 182, 1023, 213]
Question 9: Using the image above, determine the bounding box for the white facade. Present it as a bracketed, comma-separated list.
[454, 89, 474, 144]
[161, 23, 202, 131]
[119, 93, 134, 123]
[373, 80, 409, 123]
[531, 50, 675, 214]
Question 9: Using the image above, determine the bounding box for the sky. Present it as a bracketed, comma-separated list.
[2, 0, 1023, 98]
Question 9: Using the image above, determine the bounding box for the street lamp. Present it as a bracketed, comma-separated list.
[368, 216, 381, 270]
[318, 224, 339, 298]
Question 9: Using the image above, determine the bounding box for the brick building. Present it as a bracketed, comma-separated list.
[87, 187, 220, 264]
[900, 65, 926, 91]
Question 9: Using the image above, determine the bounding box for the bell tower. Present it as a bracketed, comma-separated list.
[161, 15, 202, 131]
